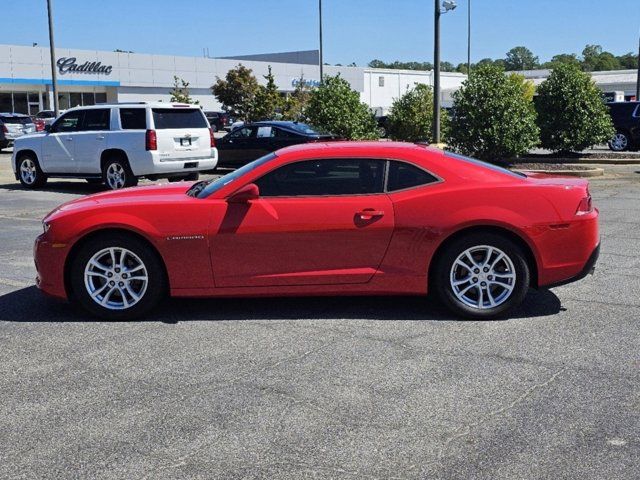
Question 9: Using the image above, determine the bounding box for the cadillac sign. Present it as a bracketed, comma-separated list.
[56, 57, 113, 75]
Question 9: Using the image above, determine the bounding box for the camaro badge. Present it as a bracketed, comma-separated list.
[166, 235, 205, 241]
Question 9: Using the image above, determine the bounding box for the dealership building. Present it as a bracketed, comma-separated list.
[1, 43, 636, 117]
[0, 44, 466, 116]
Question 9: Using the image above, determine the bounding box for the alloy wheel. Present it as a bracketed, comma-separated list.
[20, 158, 37, 185]
[610, 133, 628, 151]
[84, 247, 148, 310]
[106, 163, 126, 189]
[449, 245, 516, 310]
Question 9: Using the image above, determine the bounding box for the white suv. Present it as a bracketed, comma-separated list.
[11, 103, 218, 190]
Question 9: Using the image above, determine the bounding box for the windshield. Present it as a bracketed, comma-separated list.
[197, 153, 277, 198]
[444, 151, 526, 178]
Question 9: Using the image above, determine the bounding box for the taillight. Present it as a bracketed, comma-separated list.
[576, 195, 593, 215]
[209, 127, 215, 148]
[145, 129, 157, 151]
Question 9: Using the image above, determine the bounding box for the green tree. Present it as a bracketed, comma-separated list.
[169, 76, 199, 104]
[504, 46, 539, 71]
[448, 65, 539, 162]
[536, 63, 614, 153]
[282, 75, 312, 121]
[617, 52, 638, 69]
[252, 66, 282, 121]
[541, 53, 581, 69]
[211, 64, 260, 121]
[305, 75, 378, 140]
[581, 44, 621, 71]
[387, 83, 442, 142]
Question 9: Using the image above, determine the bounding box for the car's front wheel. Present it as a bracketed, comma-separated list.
[17, 154, 47, 188]
[433, 233, 530, 319]
[609, 131, 630, 152]
[69, 233, 167, 320]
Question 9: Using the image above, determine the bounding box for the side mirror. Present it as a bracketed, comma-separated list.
[44, 124, 51, 132]
[227, 183, 259, 203]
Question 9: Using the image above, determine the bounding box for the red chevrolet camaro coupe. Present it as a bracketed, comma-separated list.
[34, 142, 599, 320]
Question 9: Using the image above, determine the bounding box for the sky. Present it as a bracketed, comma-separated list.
[2, 0, 639, 66]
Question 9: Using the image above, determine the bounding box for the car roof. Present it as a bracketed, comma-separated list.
[277, 140, 440, 157]
[249, 121, 309, 127]
[0, 112, 31, 117]
[64, 102, 200, 112]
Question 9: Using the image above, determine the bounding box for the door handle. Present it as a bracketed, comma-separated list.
[97, 135, 105, 140]
[65, 137, 73, 141]
[356, 209, 384, 220]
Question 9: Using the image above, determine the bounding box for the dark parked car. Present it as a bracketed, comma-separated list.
[216, 121, 340, 167]
[0, 113, 36, 150]
[204, 111, 232, 132]
[607, 101, 640, 151]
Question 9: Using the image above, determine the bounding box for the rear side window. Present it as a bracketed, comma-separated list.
[256, 158, 385, 196]
[387, 161, 439, 191]
[81, 109, 111, 131]
[119, 108, 147, 130]
[152, 108, 207, 129]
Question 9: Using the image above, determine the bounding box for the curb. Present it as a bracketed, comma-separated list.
[513, 167, 605, 178]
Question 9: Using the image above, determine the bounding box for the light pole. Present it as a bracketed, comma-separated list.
[319, 0, 324, 84]
[433, 0, 457, 145]
[46, 0, 59, 116]
[467, 0, 471, 75]
[636, 32, 639, 101]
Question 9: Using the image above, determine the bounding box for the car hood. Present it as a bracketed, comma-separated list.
[45, 182, 195, 221]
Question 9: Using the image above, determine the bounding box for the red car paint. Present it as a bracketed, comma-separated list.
[35, 142, 599, 301]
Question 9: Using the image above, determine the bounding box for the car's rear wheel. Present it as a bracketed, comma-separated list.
[103, 156, 138, 190]
[17, 154, 47, 188]
[433, 233, 530, 319]
[609, 131, 629, 152]
[69, 233, 167, 320]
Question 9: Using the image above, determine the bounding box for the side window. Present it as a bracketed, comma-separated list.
[81, 108, 111, 131]
[231, 126, 256, 138]
[51, 111, 83, 133]
[119, 108, 147, 130]
[387, 161, 439, 191]
[255, 159, 385, 197]
[274, 128, 297, 138]
[256, 126, 274, 138]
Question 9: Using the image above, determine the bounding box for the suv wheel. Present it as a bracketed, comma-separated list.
[103, 157, 138, 190]
[433, 233, 530, 319]
[69, 233, 167, 320]
[609, 131, 629, 152]
[17, 154, 47, 188]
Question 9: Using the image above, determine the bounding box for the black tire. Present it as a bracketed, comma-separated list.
[102, 155, 138, 190]
[433, 232, 530, 319]
[608, 131, 630, 152]
[69, 233, 167, 320]
[17, 153, 48, 188]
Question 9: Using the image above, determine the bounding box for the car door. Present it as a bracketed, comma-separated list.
[41, 110, 83, 173]
[211, 158, 394, 287]
[74, 108, 112, 174]
[217, 126, 259, 166]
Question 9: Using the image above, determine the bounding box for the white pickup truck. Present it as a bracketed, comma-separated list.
[11, 102, 218, 190]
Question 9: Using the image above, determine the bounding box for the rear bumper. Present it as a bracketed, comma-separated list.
[131, 148, 219, 176]
[544, 242, 600, 289]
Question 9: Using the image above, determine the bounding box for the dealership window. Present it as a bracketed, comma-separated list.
[95, 93, 107, 104]
[58, 93, 70, 110]
[0, 93, 11, 112]
[378, 76, 385, 87]
[81, 92, 95, 106]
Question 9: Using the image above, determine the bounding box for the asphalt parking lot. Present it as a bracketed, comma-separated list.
[0, 149, 638, 479]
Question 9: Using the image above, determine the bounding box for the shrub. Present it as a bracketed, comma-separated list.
[387, 83, 446, 142]
[536, 63, 614, 153]
[447, 65, 539, 162]
[305, 75, 378, 140]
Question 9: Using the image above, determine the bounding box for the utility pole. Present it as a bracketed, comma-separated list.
[636, 32, 639, 101]
[433, 0, 441, 144]
[319, 0, 324, 84]
[46, 0, 59, 116]
[467, 0, 471, 75]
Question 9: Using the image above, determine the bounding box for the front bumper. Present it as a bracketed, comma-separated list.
[545, 242, 600, 289]
[34, 234, 68, 300]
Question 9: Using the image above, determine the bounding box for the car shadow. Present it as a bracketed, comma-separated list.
[0, 286, 563, 323]
[0, 181, 106, 195]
